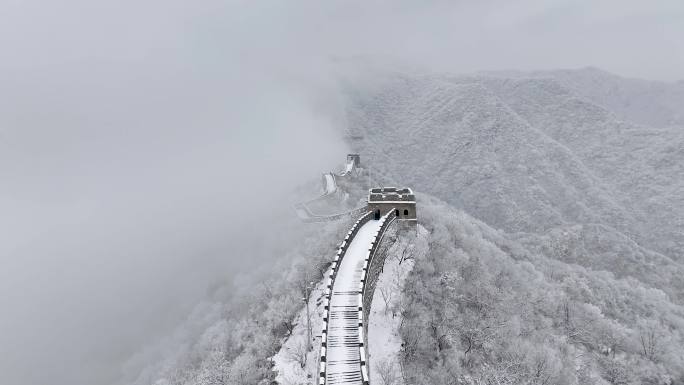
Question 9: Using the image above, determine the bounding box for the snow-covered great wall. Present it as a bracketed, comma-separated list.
[294, 156, 367, 223]
[285, 155, 414, 384]
[320, 210, 398, 385]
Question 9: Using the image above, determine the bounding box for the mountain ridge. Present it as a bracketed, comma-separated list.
[342, 67, 683, 262]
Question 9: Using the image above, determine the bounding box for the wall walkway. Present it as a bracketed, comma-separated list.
[319, 210, 397, 385]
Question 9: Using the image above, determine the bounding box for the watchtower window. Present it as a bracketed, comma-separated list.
[404, 209, 409, 216]
[395, 209, 400, 217]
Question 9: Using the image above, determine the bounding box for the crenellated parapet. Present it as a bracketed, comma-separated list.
[358, 210, 398, 384]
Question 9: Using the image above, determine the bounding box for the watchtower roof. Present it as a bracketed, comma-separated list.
[368, 187, 415, 203]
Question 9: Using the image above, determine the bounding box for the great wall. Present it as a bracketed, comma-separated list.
[293, 155, 416, 385]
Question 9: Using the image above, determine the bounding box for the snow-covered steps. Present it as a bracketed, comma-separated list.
[324, 218, 383, 385]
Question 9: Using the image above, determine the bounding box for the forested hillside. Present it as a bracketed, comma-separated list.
[343, 68, 683, 261]
[398, 196, 684, 384]
[489, 67, 684, 128]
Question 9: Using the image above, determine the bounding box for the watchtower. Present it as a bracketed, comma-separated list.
[347, 154, 361, 168]
[367, 187, 416, 223]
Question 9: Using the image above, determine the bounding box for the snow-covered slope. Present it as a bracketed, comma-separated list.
[398, 195, 684, 384]
[482, 67, 684, 128]
[535, 68, 684, 129]
[342, 69, 684, 262]
[480, 74, 684, 259]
